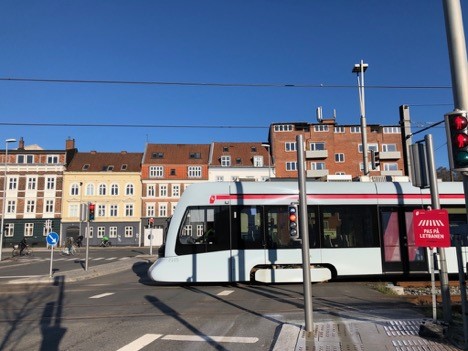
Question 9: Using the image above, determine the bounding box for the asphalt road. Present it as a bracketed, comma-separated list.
[0, 257, 431, 351]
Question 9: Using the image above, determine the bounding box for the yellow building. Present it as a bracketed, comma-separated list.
[62, 151, 143, 246]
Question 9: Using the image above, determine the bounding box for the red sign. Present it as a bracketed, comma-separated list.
[413, 209, 451, 247]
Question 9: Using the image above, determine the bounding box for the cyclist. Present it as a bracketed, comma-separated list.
[75, 235, 84, 247]
[101, 236, 110, 247]
[19, 237, 28, 256]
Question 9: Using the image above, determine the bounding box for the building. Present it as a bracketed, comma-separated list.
[268, 120, 404, 180]
[62, 151, 143, 246]
[208, 142, 273, 182]
[141, 143, 210, 230]
[0, 138, 77, 247]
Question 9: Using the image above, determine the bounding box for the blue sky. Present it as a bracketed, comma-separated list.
[0, 1, 464, 168]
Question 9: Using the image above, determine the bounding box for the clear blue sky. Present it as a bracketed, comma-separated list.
[0, 1, 465, 168]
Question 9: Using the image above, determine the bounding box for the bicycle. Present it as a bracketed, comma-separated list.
[12, 244, 33, 258]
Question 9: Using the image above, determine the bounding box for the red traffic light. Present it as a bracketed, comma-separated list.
[454, 133, 468, 149]
[450, 115, 468, 130]
[289, 213, 297, 222]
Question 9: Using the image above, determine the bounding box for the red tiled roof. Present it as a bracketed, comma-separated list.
[143, 144, 210, 164]
[66, 152, 143, 172]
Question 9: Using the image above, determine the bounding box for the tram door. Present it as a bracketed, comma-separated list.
[380, 207, 428, 274]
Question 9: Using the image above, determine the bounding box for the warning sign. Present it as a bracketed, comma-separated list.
[413, 209, 451, 247]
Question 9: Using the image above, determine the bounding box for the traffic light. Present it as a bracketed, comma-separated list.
[445, 110, 468, 171]
[370, 150, 380, 170]
[88, 203, 95, 221]
[148, 217, 154, 228]
[288, 203, 299, 239]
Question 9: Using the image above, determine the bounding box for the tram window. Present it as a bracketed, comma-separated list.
[175, 206, 230, 255]
[447, 211, 468, 246]
[320, 205, 378, 248]
[236, 206, 264, 249]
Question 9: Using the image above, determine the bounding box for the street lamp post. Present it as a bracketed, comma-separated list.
[261, 143, 272, 180]
[0, 138, 16, 261]
[352, 60, 369, 176]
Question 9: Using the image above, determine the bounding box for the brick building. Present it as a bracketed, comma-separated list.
[268, 120, 404, 180]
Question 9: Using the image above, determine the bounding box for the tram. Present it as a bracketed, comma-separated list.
[148, 181, 467, 283]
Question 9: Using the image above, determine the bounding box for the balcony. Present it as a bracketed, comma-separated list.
[307, 169, 329, 178]
[305, 150, 328, 159]
[379, 151, 401, 160]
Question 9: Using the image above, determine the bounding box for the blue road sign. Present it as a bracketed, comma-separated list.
[46, 232, 59, 246]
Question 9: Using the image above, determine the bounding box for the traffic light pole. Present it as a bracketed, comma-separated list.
[296, 134, 313, 336]
[442, 0, 468, 325]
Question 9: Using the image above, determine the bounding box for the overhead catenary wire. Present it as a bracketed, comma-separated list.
[0, 76, 453, 90]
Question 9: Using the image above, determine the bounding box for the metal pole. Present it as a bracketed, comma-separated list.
[454, 235, 468, 346]
[425, 134, 452, 323]
[85, 221, 90, 271]
[296, 135, 313, 335]
[355, 60, 369, 176]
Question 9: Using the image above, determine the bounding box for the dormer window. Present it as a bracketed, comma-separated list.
[189, 152, 201, 159]
[251, 146, 257, 152]
[222, 146, 229, 152]
[236, 158, 242, 165]
[151, 152, 164, 159]
[107, 165, 114, 171]
[82, 164, 90, 171]
[121, 164, 128, 171]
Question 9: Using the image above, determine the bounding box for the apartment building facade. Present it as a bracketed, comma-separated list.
[268, 120, 404, 180]
[0, 138, 77, 247]
[141, 144, 210, 229]
[61, 151, 143, 246]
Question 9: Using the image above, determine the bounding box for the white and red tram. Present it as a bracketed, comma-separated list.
[148, 181, 467, 283]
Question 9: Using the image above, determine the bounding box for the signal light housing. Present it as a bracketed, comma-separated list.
[88, 203, 95, 221]
[445, 110, 468, 171]
[288, 204, 299, 239]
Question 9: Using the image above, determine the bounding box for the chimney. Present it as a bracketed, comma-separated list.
[18, 137, 25, 150]
[66, 138, 75, 150]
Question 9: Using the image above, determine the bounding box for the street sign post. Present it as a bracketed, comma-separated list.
[46, 231, 60, 277]
[413, 209, 451, 248]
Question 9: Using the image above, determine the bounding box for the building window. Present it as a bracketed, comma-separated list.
[384, 163, 399, 171]
[159, 203, 167, 217]
[170, 169, 176, 176]
[334, 126, 345, 133]
[69, 204, 79, 218]
[70, 183, 79, 196]
[111, 184, 119, 196]
[125, 204, 134, 217]
[220, 155, 231, 167]
[6, 200, 16, 214]
[350, 126, 361, 133]
[47, 155, 59, 164]
[253, 155, 264, 167]
[216, 176, 224, 182]
[88, 226, 94, 238]
[24, 223, 34, 237]
[172, 185, 180, 197]
[358, 143, 378, 153]
[82, 164, 90, 171]
[311, 162, 326, 170]
[382, 144, 397, 152]
[146, 204, 155, 217]
[99, 184, 106, 196]
[149, 166, 164, 178]
[188, 166, 202, 178]
[110, 205, 118, 217]
[151, 152, 164, 159]
[8, 177, 17, 190]
[147, 185, 155, 197]
[286, 162, 297, 171]
[235, 157, 242, 165]
[274, 124, 293, 132]
[4, 223, 14, 237]
[121, 164, 128, 171]
[109, 226, 117, 238]
[97, 227, 105, 238]
[189, 152, 201, 159]
[160, 185, 168, 197]
[335, 153, 345, 162]
[27, 177, 37, 190]
[17, 155, 34, 164]
[86, 183, 94, 196]
[126, 184, 134, 196]
[98, 204, 106, 217]
[383, 127, 400, 134]
[45, 199, 54, 213]
[285, 142, 297, 152]
[125, 226, 133, 238]
[26, 200, 36, 214]
[314, 125, 329, 132]
[46, 177, 56, 190]
[310, 142, 325, 151]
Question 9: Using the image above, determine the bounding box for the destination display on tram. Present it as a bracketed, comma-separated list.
[413, 209, 451, 248]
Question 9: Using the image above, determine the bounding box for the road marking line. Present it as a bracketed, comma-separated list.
[119, 257, 130, 260]
[116, 334, 162, 351]
[89, 292, 115, 299]
[105, 257, 117, 260]
[162, 335, 258, 343]
[93, 258, 105, 261]
[0, 275, 45, 279]
[217, 290, 234, 296]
